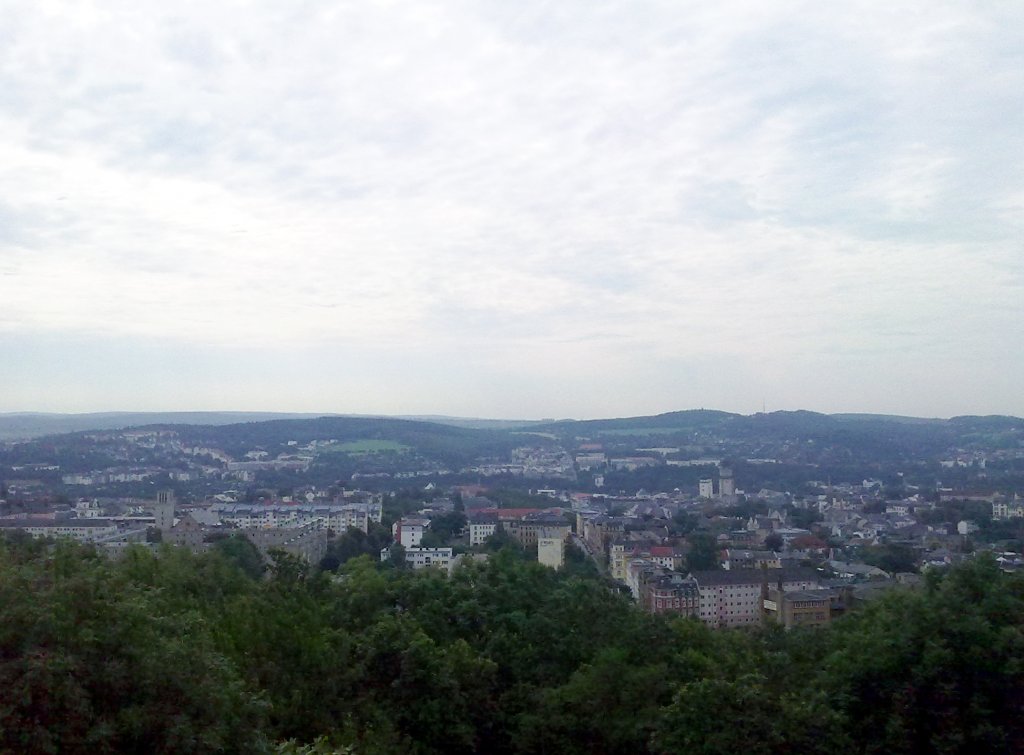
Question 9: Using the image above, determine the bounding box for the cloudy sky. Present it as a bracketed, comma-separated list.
[0, 0, 1021, 419]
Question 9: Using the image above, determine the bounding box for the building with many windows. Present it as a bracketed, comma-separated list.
[215, 502, 382, 533]
[380, 546, 453, 570]
[690, 568, 821, 628]
[0, 517, 118, 543]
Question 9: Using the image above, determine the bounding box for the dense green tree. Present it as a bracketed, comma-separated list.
[213, 534, 266, 579]
[2, 532, 1022, 754]
[686, 533, 720, 571]
[860, 543, 918, 574]
[821, 556, 1024, 753]
[654, 675, 850, 754]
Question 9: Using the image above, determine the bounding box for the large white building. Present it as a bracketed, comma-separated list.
[0, 517, 119, 543]
[215, 502, 382, 533]
[690, 568, 821, 628]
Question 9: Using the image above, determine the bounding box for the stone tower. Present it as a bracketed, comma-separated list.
[154, 489, 176, 532]
[719, 466, 735, 499]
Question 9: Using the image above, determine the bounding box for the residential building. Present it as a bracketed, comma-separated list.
[993, 499, 1024, 520]
[763, 587, 834, 629]
[468, 513, 499, 546]
[690, 568, 821, 629]
[538, 536, 565, 569]
[0, 517, 118, 543]
[723, 549, 781, 570]
[504, 517, 571, 547]
[393, 517, 429, 547]
[381, 546, 454, 570]
[215, 502, 382, 533]
[646, 572, 700, 617]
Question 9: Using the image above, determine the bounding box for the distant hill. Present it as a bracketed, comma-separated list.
[0, 412, 539, 440]
[0, 412, 338, 440]
[538, 409, 740, 434]
[162, 416, 527, 462]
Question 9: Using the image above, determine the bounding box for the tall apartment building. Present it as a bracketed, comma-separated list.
[690, 568, 821, 628]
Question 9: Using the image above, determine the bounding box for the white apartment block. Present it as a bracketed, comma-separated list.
[469, 519, 498, 546]
[690, 569, 821, 629]
[215, 503, 382, 533]
[0, 518, 118, 543]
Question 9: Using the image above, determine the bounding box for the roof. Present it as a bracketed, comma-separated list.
[780, 589, 834, 603]
[690, 567, 821, 587]
[649, 545, 680, 557]
[0, 517, 115, 528]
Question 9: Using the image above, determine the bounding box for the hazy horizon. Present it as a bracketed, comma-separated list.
[1, 1, 1021, 418]
[2, 406, 1019, 424]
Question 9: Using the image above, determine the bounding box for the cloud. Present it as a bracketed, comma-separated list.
[0, 0, 1021, 416]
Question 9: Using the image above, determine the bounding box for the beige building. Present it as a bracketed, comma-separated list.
[538, 536, 565, 569]
[763, 587, 834, 629]
[505, 518, 571, 547]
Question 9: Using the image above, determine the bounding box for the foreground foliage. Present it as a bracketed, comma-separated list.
[1, 534, 1022, 754]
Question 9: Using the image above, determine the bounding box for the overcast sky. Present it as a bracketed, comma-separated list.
[0, 1, 1021, 419]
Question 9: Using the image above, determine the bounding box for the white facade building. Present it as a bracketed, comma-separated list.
[469, 518, 498, 546]
[381, 546, 453, 570]
[215, 503, 382, 533]
[393, 517, 429, 547]
[690, 569, 821, 629]
[538, 536, 565, 569]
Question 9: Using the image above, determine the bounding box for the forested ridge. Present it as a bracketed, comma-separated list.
[1, 535, 1022, 754]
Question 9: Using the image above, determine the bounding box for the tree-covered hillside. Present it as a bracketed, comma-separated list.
[1, 534, 1022, 754]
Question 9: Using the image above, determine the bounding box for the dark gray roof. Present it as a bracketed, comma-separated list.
[690, 567, 821, 587]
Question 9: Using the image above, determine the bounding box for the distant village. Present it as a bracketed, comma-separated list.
[3, 415, 1023, 630]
